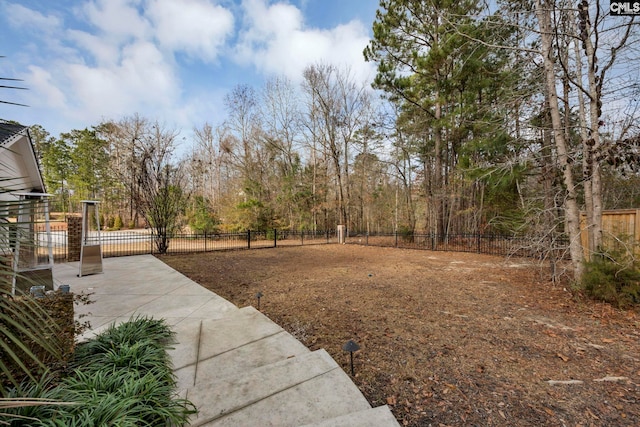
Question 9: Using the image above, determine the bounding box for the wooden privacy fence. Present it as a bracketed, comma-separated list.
[581, 209, 640, 259]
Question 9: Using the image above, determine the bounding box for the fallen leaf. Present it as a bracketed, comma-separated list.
[557, 353, 569, 362]
[386, 396, 397, 405]
[499, 410, 506, 419]
[544, 407, 555, 416]
[601, 338, 614, 343]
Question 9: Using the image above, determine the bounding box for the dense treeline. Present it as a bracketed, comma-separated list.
[25, 1, 639, 279]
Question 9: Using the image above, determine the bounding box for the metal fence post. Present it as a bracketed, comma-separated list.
[366, 231, 369, 246]
[247, 230, 251, 249]
[274, 228, 277, 248]
[301, 230, 304, 245]
[395, 230, 398, 248]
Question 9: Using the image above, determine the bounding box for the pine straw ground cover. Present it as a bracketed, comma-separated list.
[159, 245, 640, 427]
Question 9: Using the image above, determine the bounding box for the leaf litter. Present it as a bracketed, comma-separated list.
[160, 245, 640, 426]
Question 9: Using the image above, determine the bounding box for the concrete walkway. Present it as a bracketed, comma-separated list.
[53, 255, 399, 426]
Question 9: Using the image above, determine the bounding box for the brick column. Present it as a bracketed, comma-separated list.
[67, 215, 82, 262]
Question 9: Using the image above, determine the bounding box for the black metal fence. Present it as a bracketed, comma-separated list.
[46, 225, 566, 263]
[346, 230, 569, 259]
[48, 227, 336, 262]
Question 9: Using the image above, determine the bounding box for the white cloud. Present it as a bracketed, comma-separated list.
[2, 0, 376, 137]
[244, 0, 303, 37]
[3, 3, 62, 32]
[80, 0, 151, 42]
[235, 0, 374, 84]
[64, 41, 179, 120]
[23, 66, 67, 108]
[147, 0, 234, 61]
[66, 29, 121, 66]
[53, 0, 234, 124]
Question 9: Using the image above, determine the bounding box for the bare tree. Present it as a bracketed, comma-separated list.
[190, 122, 218, 200]
[259, 76, 302, 176]
[532, 0, 639, 278]
[258, 76, 306, 229]
[100, 116, 186, 252]
[132, 121, 186, 253]
[98, 114, 150, 227]
[302, 63, 371, 228]
[534, 0, 585, 277]
[223, 85, 262, 184]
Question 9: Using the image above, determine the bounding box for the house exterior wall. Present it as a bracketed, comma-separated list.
[0, 128, 45, 200]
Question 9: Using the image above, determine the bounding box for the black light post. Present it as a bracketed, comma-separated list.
[342, 339, 360, 376]
[255, 291, 263, 310]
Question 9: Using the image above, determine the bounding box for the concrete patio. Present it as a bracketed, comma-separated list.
[53, 255, 399, 426]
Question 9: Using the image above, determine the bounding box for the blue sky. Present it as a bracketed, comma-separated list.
[0, 0, 379, 139]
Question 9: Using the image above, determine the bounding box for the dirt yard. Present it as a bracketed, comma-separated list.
[158, 245, 640, 426]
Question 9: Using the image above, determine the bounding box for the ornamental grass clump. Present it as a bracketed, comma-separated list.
[7, 316, 195, 426]
[0, 287, 68, 397]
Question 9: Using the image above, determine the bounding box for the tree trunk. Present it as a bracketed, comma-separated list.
[434, 95, 446, 239]
[540, 113, 560, 282]
[535, 0, 584, 280]
[580, 6, 603, 253]
[572, 15, 595, 257]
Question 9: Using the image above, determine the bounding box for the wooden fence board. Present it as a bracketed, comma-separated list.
[581, 209, 640, 259]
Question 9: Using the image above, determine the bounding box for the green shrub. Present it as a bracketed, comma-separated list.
[6, 316, 195, 426]
[581, 250, 640, 308]
[113, 215, 123, 231]
[265, 228, 280, 241]
[188, 196, 218, 235]
[72, 316, 174, 367]
[397, 225, 414, 243]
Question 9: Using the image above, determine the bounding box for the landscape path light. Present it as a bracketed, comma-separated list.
[342, 339, 360, 376]
[255, 291, 263, 310]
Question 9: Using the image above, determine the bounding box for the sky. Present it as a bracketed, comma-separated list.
[0, 0, 380, 143]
